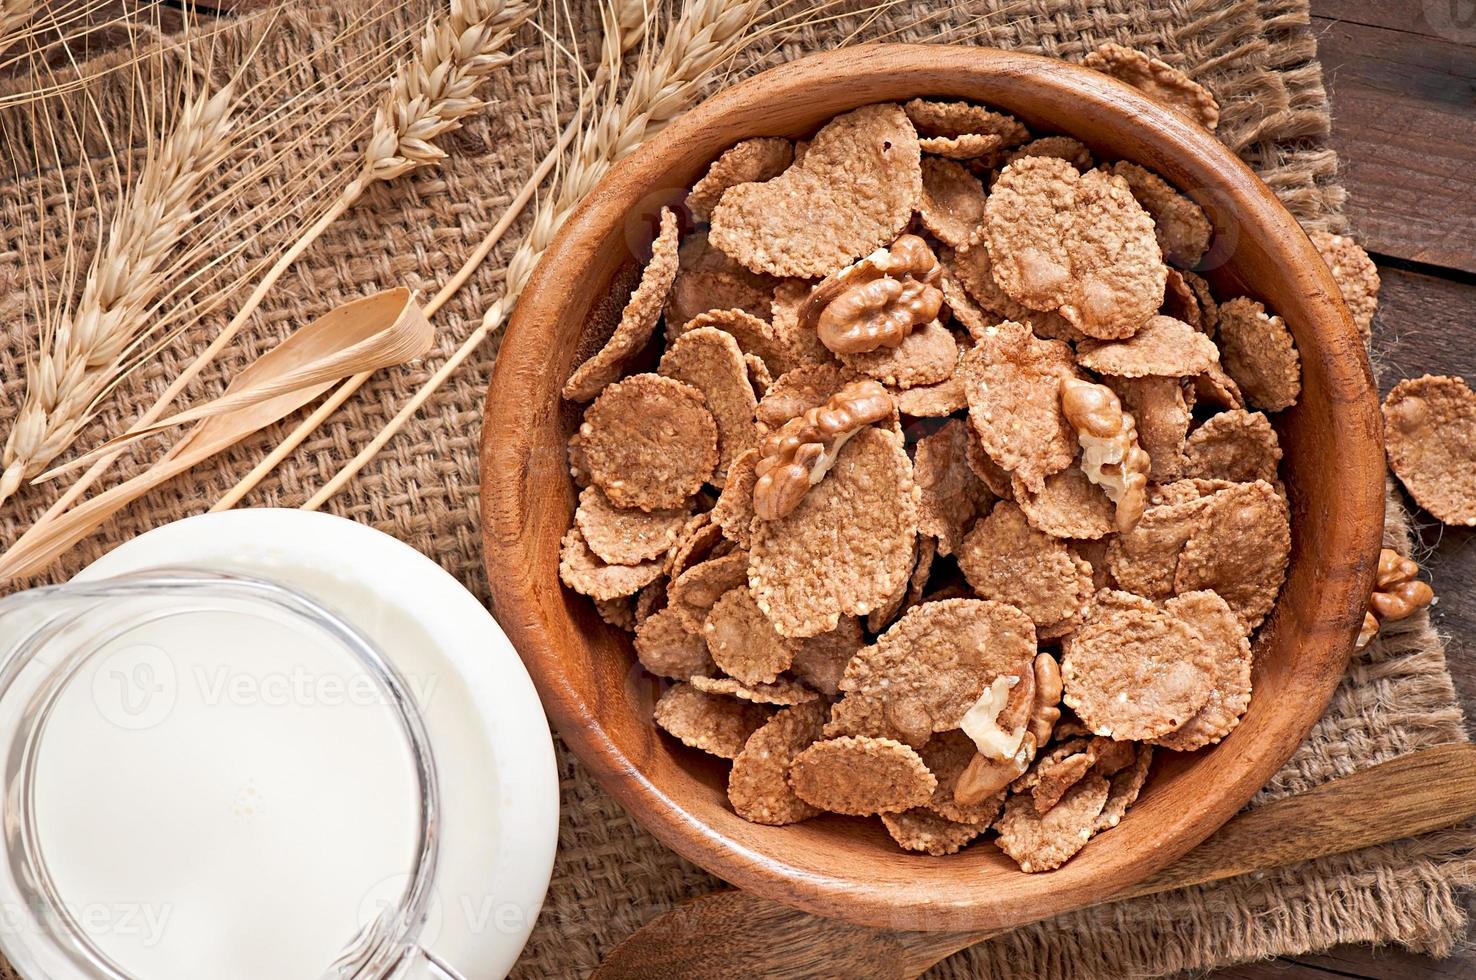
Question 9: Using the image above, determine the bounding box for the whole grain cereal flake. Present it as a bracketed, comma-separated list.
[958, 502, 1094, 640]
[1111, 375, 1192, 481]
[1149, 477, 1238, 507]
[666, 230, 780, 334]
[919, 157, 988, 248]
[1061, 601, 1216, 740]
[1162, 268, 1207, 334]
[666, 512, 723, 579]
[995, 773, 1110, 873]
[1095, 743, 1154, 831]
[659, 326, 760, 486]
[1384, 375, 1476, 525]
[1105, 494, 1211, 598]
[789, 616, 863, 697]
[749, 426, 919, 638]
[827, 598, 1036, 748]
[920, 133, 1007, 161]
[563, 208, 680, 402]
[653, 682, 772, 759]
[866, 536, 934, 634]
[710, 103, 923, 278]
[1174, 479, 1290, 629]
[788, 735, 937, 816]
[745, 353, 773, 397]
[686, 137, 794, 222]
[1215, 297, 1301, 412]
[575, 485, 689, 566]
[1000, 136, 1095, 172]
[593, 596, 635, 631]
[768, 280, 841, 374]
[580, 374, 718, 511]
[711, 448, 759, 548]
[1106, 161, 1212, 269]
[728, 700, 829, 825]
[1181, 409, 1282, 484]
[1076, 314, 1220, 378]
[1029, 747, 1095, 813]
[1309, 230, 1380, 340]
[635, 606, 716, 680]
[1012, 464, 1117, 541]
[1081, 43, 1220, 131]
[689, 674, 818, 706]
[947, 239, 1082, 343]
[881, 808, 984, 856]
[959, 320, 1079, 493]
[914, 418, 992, 556]
[703, 586, 795, 685]
[668, 550, 750, 633]
[904, 98, 1030, 147]
[965, 422, 1016, 500]
[984, 156, 1166, 340]
[937, 261, 995, 338]
[1152, 591, 1252, 751]
[892, 370, 968, 417]
[559, 527, 665, 601]
[635, 577, 668, 624]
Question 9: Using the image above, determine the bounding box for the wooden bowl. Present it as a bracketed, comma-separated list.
[480, 45, 1384, 932]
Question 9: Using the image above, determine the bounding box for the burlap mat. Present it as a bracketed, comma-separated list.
[1, 1, 1471, 977]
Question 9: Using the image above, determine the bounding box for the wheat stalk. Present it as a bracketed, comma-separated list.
[0, 80, 236, 506]
[37, 0, 536, 520]
[302, 0, 780, 509]
[0, 0, 34, 54]
[213, 0, 652, 511]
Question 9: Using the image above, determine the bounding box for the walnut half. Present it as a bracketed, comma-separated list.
[752, 380, 895, 520]
[800, 234, 944, 355]
[1059, 376, 1152, 533]
[1358, 548, 1434, 650]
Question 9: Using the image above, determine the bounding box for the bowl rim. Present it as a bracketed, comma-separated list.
[480, 43, 1385, 931]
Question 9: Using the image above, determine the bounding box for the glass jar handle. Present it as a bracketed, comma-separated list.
[396, 945, 467, 980]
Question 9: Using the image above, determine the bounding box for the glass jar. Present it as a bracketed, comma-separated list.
[0, 569, 462, 980]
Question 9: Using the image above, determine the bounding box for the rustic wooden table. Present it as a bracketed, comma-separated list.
[1211, 2, 1476, 978]
[11, 0, 1470, 976]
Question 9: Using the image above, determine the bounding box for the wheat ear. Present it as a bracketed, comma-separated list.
[38, 0, 536, 520]
[302, 0, 777, 509]
[0, 81, 235, 507]
[212, 0, 653, 511]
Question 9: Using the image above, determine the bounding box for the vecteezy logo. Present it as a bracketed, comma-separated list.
[357, 873, 442, 949]
[90, 643, 177, 730]
[1425, 0, 1476, 42]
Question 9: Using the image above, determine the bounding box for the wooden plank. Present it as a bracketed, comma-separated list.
[1311, 18, 1476, 274]
[1313, 0, 1476, 39]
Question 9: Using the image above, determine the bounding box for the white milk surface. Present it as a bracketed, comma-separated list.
[32, 606, 423, 980]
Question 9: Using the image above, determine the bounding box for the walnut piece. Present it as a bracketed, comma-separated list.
[1028, 652, 1063, 746]
[1358, 549, 1435, 650]
[801, 235, 945, 355]
[955, 733, 1037, 806]
[1059, 376, 1152, 533]
[752, 379, 895, 520]
[1369, 548, 1435, 622]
